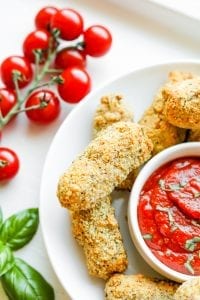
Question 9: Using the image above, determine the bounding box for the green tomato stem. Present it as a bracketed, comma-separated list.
[0, 49, 57, 131]
[33, 50, 42, 82]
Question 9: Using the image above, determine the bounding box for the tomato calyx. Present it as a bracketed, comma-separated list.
[26, 92, 52, 112]
[0, 147, 20, 181]
[39, 94, 50, 108]
[33, 49, 48, 64]
[0, 159, 8, 168]
[12, 69, 28, 86]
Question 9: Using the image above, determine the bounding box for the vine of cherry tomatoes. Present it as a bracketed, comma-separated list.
[0, 6, 112, 181]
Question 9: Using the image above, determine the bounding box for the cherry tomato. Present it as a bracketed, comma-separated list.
[1, 56, 33, 89]
[0, 147, 19, 181]
[0, 88, 17, 117]
[25, 90, 60, 123]
[83, 25, 112, 57]
[57, 67, 91, 103]
[51, 8, 83, 40]
[55, 48, 86, 69]
[23, 30, 51, 63]
[35, 6, 58, 30]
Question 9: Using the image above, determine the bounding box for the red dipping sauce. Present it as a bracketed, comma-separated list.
[138, 157, 200, 276]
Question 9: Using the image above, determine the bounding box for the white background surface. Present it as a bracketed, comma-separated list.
[0, 0, 200, 299]
[152, 0, 200, 20]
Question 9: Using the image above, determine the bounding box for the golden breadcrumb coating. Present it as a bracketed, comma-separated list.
[93, 94, 135, 190]
[188, 129, 200, 141]
[116, 168, 139, 191]
[174, 277, 200, 300]
[139, 72, 190, 155]
[92, 93, 135, 190]
[163, 78, 200, 129]
[57, 122, 153, 211]
[105, 274, 179, 300]
[168, 70, 194, 83]
[93, 94, 133, 138]
[71, 196, 127, 279]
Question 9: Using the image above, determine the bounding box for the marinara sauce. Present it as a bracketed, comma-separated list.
[138, 157, 200, 276]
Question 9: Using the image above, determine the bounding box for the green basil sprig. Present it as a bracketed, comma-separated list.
[0, 207, 55, 300]
[0, 241, 14, 276]
[1, 258, 54, 300]
[0, 208, 39, 250]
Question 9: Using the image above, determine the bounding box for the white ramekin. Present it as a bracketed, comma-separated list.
[128, 142, 200, 282]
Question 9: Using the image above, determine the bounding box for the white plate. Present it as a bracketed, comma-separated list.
[40, 61, 200, 300]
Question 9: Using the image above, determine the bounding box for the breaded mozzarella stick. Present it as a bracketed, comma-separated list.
[163, 77, 200, 129]
[105, 274, 179, 300]
[174, 277, 200, 300]
[57, 122, 153, 211]
[93, 93, 136, 190]
[93, 94, 133, 138]
[71, 196, 127, 279]
[139, 71, 194, 154]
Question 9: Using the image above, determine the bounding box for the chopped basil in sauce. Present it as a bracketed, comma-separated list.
[185, 237, 200, 252]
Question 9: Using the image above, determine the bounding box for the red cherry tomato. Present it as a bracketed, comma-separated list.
[57, 67, 91, 103]
[55, 48, 86, 69]
[1, 56, 33, 89]
[35, 6, 59, 30]
[51, 8, 83, 40]
[83, 25, 112, 57]
[23, 30, 51, 63]
[25, 90, 60, 123]
[0, 147, 19, 181]
[0, 88, 17, 117]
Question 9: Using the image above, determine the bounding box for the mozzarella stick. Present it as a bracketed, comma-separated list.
[139, 71, 192, 155]
[105, 274, 179, 300]
[174, 277, 200, 300]
[71, 196, 127, 280]
[163, 77, 200, 129]
[93, 93, 136, 190]
[57, 122, 153, 211]
[93, 94, 133, 138]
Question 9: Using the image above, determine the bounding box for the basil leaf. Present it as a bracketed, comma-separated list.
[1, 258, 55, 300]
[0, 241, 14, 276]
[0, 208, 39, 250]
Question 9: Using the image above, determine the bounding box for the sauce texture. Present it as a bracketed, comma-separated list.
[138, 157, 200, 276]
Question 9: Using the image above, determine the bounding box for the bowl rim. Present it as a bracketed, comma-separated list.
[128, 142, 200, 282]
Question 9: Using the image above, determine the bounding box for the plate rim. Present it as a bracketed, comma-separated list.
[39, 59, 200, 299]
